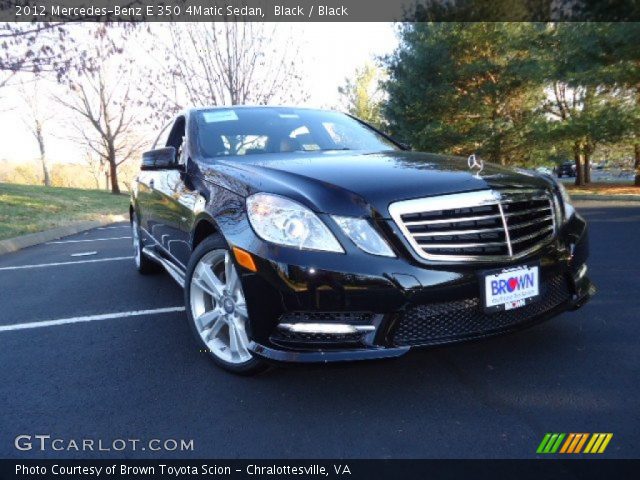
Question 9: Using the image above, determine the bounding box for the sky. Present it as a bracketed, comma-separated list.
[0, 23, 398, 165]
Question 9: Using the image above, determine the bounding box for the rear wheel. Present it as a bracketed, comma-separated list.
[184, 235, 268, 375]
[131, 213, 160, 274]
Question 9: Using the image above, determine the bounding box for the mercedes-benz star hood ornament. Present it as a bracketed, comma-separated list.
[468, 154, 484, 177]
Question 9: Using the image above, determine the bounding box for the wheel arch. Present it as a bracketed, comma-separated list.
[191, 215, 221, 250]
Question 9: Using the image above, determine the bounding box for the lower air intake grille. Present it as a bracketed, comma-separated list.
[392, 273, 571, 347]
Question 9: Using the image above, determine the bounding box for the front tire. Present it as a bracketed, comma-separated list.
[184, 235, 268, 375]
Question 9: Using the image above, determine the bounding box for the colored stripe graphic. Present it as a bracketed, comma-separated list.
[567, 433, 581, 453]
[550, 433, 565, 453]
[544, 434, 559, 453]
[537, 434, 552, 454]
[539, 433, 613, 454]
[537, 433, 565, 454]
[559, 433, 575, 453]
[584, 433, 613, 454]
[598, 434, 614, 453]
[584, 434, 599, 453]
[574, 433, 589, 453]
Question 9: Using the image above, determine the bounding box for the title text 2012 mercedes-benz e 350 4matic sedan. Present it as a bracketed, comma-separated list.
[130, 107, 594, 374]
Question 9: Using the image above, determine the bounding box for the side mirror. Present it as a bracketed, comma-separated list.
[141, 146, 178, 170]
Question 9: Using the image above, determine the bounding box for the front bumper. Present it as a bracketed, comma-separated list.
[231, 212, 594, 364]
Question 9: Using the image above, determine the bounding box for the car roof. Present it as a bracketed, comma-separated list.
[187, 105, 339, 115]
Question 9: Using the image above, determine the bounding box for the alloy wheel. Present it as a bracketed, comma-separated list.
[189, 249, 252, 364]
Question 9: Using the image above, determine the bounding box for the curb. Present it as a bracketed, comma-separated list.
[0, 214, 128, 255]
[571, 194, 640, 202]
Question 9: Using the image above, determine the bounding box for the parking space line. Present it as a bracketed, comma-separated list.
[0, 307, 186, 333]
[97, 226, 129, 230]
[46, 236, 131, 244]
[0, 256, 134, 271]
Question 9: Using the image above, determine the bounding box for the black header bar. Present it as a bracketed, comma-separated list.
[2, 0, 640, 22]
[1, 459, 639, 480]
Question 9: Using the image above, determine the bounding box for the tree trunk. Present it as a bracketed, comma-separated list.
[108, 147, 120, 194]
[35, 122, 51, 187]
[573, 143, 586, 187]
[41, 156, 51, 187]
[635, 143, 640, 186]
[584, 151, 591, 184]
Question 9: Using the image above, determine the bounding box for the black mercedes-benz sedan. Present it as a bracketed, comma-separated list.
[130, 106, 594, 374]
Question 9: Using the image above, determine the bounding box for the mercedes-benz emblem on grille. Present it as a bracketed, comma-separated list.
[468, 154, 484, 177]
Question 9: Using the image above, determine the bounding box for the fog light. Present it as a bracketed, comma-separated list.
[278, 323, 375, 334]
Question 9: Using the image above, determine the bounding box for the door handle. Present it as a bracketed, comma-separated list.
[149, 179, 155, 188]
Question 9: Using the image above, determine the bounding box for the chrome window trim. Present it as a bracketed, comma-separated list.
[389, 189, 556, 263]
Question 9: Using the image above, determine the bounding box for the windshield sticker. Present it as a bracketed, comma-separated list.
[278, 113, 300, 119]
[202, 110, 239, 123]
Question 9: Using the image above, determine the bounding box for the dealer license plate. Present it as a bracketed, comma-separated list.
[483, 265, 540, 312]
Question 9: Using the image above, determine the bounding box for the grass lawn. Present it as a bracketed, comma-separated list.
[0, 183, 129, 240]
[566, 182, 640, 196]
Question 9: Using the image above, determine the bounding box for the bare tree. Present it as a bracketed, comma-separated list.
[54, 66, 144, 194]
[83, 150, 105, 189]
[51, 24, 146, 194]
[19, 80, 53, 186]
[1, 17, 140, 88]
[145, 23, 307, 126]
[0, 23, 91, 88]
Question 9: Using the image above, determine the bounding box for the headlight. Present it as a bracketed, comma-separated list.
[332, 216, 395, 257]
[246, 193, 343, 253]
[556, 181, 575, 220]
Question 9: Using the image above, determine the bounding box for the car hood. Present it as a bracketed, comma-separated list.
[200, 150, 553, 218]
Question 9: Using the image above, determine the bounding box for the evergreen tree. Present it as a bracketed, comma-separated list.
[590, 23, 640, 185]
[383, 23, 546, 166]
[538, 23, 635, 185]
[383, 22, 639, 186]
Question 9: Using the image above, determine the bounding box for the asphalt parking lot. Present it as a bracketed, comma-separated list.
[1, 201, 639, 459]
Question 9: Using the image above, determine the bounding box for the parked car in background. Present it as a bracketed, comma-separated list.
[130, 106, 594, 374]
[556, 161, 576, 178]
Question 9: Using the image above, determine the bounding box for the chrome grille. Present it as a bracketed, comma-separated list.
[389, 189, 556, 261]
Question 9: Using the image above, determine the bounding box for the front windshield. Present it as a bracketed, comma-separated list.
[195, 107, 398, 158]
